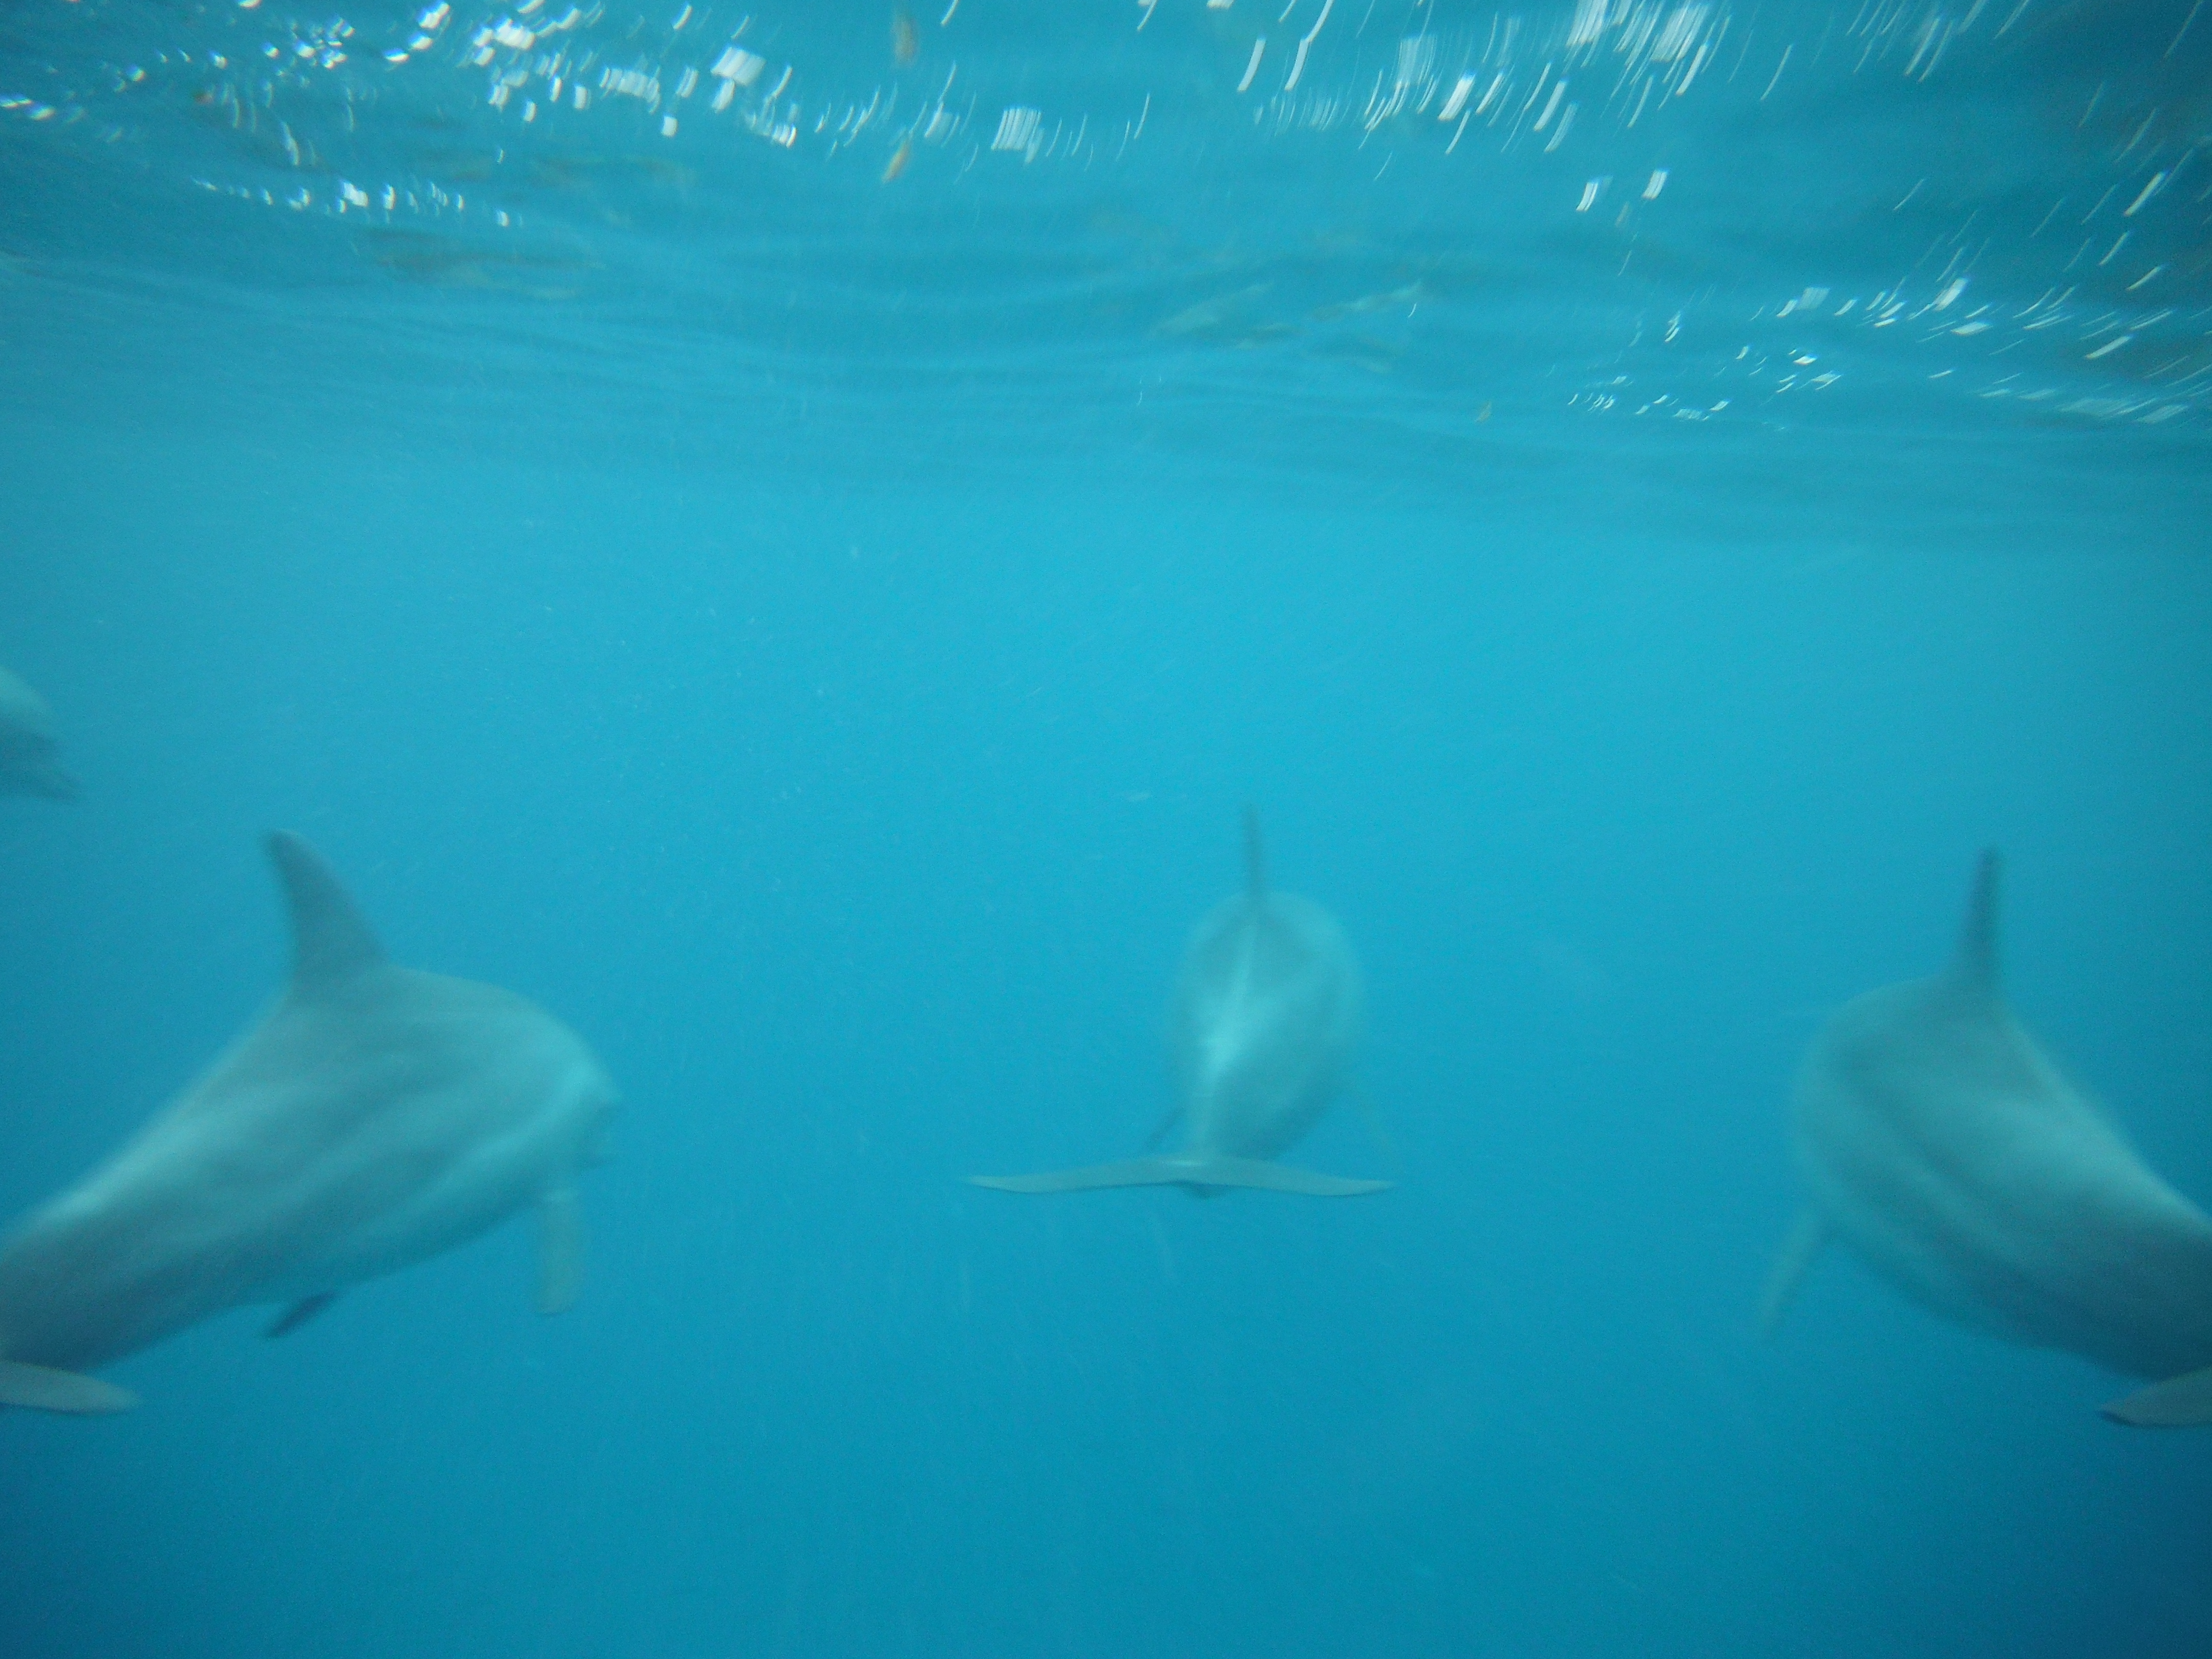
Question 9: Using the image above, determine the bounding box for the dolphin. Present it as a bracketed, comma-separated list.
[970, 809, 1388, 1198]
[0, 665, 79, 801]
[1763, 850, 2212, 1427]
[0, 833, 618, 1414]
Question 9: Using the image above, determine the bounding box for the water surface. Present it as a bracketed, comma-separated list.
[3, 2, 2209, 1655]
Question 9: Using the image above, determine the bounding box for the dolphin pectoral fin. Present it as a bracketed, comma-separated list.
[1759, 1207, 1830, 1336]
[535, 1185, 587, 1315]
[969, 1156, 1389, 1196]
[264, 1292, 338, 1338]
[0, 1359, 139, 1415]
[2101, 1365, 2212, 1428]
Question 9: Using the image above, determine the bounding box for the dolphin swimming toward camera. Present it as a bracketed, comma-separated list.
[1763, 850, 2212, 1427]
[970, 809, 1387, 1198]
[0, 833, 618, 1415]
[0, 665, 79, 801]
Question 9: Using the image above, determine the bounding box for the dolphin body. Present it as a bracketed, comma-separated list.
[0, 833, 618, 1414]
[970, 810, 1387, 1198]
[0, 666, 79, 801]
[1764, 851, 2212, 1427]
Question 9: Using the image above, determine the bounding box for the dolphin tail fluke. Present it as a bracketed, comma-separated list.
[2101, 1364, 2212, 1428]
[1190, 1156, 1391, 1196]
[969, 1158, 1198, 1194]
[969, 1156, 1388, 1196]
[1759, 1207, 1828, 1336]
[0, 1358, 139, 1415]
[535, 1185, 587, 1315]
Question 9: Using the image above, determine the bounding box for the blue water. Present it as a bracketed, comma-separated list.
[3, 1, 2209, 1653]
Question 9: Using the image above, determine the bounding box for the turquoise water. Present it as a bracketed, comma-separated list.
[3, 1, 2209, 1654]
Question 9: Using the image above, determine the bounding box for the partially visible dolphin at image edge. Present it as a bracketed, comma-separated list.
[0, 665, 80, 801]
[969, 807, 1388, 1199]
[0, 832, 619, 1415]
[1763, 850, 2212, 1427]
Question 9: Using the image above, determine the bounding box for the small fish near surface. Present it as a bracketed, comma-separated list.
[971, 809, 1387, 1199]
[1307, 280, 1427, 324]
[1154, 284, 1278, 343]
[0, 665, 79, 802]
[1764, 850, 2212, 1427]
[0, 834, 618, 1415]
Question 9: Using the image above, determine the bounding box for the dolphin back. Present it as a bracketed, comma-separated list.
[1171, 888, 1364, 1160]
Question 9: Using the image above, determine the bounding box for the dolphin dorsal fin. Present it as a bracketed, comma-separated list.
[1948, 847, 2001, 994]
[265, 832, 385, 996]
[1243, 804, 1268, 901]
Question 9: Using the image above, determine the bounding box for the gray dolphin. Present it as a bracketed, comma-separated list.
[970, 809, 1387, 1198]
[0, 833, 618, 1414]
[0, 665, 79, 801]
[1763, 850, 2212, 1427]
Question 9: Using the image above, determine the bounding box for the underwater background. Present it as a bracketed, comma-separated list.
[3, 0, 2209, 1653]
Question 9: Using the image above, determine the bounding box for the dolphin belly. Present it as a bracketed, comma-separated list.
[1187, 1064, 1342, 1162]
[1799, 1044, 2212, 1382]
[267, 1088, 600, 1295]
[1812, 1164, 2212, 1381]
[0, 1206, 232, 1376]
